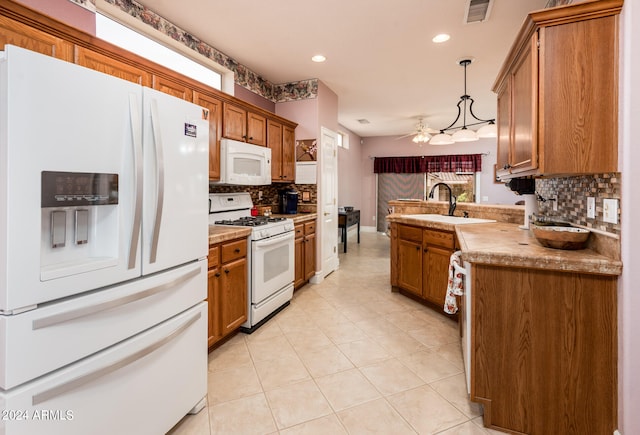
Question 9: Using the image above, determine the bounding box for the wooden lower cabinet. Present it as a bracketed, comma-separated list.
[393, 223, 455, 310]
[207, 237, 248, 348]
[294, 220, 316, 289]
[471, 264, 617, 434]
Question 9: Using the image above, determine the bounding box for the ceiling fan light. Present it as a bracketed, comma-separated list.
[412, 132, 431, 143]
[451, 128, 479, 142]
[429, 133, 454, 145]
[477, 123, 497, 138]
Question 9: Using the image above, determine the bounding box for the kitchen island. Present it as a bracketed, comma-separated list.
[388, 212, 621, 434]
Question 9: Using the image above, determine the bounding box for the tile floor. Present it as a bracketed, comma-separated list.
[169, 232, 503, 434]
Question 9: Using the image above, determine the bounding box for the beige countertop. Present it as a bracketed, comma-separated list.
[271, 213, 317, 224]
[208, 226, 252, 246]
[456, 222, 622, 276]
[388, 214, 622, 276]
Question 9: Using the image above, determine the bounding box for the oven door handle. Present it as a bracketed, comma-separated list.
[253, 231, 294, 249]
[452, 251, 467, 276]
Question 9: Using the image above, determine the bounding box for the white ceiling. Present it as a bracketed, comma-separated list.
[134, 0, 548, 138]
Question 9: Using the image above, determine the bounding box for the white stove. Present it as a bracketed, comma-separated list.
[209, 193, 295, 332]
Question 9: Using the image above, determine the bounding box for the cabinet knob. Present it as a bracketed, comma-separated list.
[224, 269, 230, 274]
[503, 164, 511, 170]
[415, 246, 420, 251]
[423, 248, 428, 253]
[215, 272, 221, 277]
[234, 248, 240, 253]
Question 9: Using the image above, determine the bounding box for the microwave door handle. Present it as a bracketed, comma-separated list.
[254, 231, 294, 249]
[149, 99, 165, 264]
[128, 93, 143, 270]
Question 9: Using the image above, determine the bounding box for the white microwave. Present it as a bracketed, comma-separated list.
[216, 138, 272, 185]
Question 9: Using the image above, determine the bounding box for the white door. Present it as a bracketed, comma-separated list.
[0, 45, 142, 312]
[319, 127, 339, 277]
[141, 88, 209, 275]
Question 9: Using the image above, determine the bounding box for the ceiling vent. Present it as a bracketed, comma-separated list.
[357, 119, 370, 124]
[464, 0, 493, 24]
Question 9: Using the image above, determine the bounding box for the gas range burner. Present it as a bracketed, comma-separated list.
[214, 216, 286, 227]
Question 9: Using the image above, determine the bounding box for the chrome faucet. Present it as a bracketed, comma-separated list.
[428, 183, 457, 216]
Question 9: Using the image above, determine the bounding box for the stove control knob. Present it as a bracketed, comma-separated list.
[260, 230, 268, 239]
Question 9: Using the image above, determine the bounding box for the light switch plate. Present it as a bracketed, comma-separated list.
[603, 198, 618, 224]
[587, 197, 596, 219]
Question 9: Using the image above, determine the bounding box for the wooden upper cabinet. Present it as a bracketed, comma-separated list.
[194, 91, 223, 180]
[152, 75, 193, 101]
[509, 36, 538, 175]
[267, 120, 284, 181]
[246, 111, 266, 146]
[223, 102, 267, 146]
[493, 0, 621, 179]
[282, 125, 296, 181]
[75, 46, 152, 86]
[0, 15, 72, 60]
[223, 102, 247, 141]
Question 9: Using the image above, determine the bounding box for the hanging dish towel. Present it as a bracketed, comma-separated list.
[444, 251, 464, 314]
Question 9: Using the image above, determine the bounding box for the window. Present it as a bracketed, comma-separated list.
[336, 131, 349, 149]
[96, 13, 222, 90]
[427, 172, 476, 203]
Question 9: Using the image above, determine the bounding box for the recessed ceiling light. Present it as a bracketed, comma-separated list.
[432, 33, 451, 43]
[311, 54, 326, 63]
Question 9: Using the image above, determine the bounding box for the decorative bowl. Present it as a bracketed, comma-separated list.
[532, 225, 590, 250]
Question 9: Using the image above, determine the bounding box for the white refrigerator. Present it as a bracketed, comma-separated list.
[0, 45, 209, 434]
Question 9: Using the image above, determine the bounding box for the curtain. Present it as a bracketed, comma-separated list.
[373, 154, 482, 174]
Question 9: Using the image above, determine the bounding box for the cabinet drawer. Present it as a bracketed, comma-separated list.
[398, 225, 422, 243]
[423, 229, 455, 249]
[304, 221, 316, 235]
[294, 224, 304, 239]
[221, 239, 247, 263]
[208, 245, 220, 270]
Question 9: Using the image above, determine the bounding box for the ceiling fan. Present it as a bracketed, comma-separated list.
[396, 118, 438, 144]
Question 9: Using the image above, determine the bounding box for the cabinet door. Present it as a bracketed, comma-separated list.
[282, 126, 296, 182]
[247, 112, 267, 146]
[75, 46, 151, 86]
[0, 16, 73, 61]
[423, 245, 453, 307]
[267, 120, 284, 181]
[219, 257, 247, 335]
[304, 232, 316, 281]
[194, 91, 223, 180]
[294, 235, 305, 288]
[207, 267, 222, 347]
[495, 80, 511, 178]
[398, 239, 422, 297]
[510, 35, 538, 174]
[223, 102, 247, 141]
[152, 75, 193, 101]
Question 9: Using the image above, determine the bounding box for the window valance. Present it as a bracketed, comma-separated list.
[373, 154, 482, 174]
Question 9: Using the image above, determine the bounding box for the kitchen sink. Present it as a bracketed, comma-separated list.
[401, 214, 496, 224]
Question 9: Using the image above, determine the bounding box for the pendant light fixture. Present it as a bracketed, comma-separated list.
[430, 58, 496, 145]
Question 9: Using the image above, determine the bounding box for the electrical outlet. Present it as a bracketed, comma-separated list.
[603, 198, 619, 224]
[482, 196, 489, 202]
[587, 197, 596, 219]
[258, 191, 263, 201]
[552, 195, 558, 211]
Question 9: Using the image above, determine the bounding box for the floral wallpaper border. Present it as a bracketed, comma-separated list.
[100, 0, 317, 102]
[69, 0, 96, 13]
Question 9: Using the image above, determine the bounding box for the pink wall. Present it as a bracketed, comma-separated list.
[317, 81, 339, 133]
[234, 85, 275, 112]
[14, 0, 95, 34]
[337, 126, 363, 211]
[276, 98, 318, 140]
[357, 136, 520, 228]
[619, 1, 640, 433]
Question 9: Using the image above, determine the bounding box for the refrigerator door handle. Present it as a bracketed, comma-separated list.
[31, 264, 202, 330]
[31, 311, 201, 406]
[149, 99, 165, 264]
[128, 93, 143, 270]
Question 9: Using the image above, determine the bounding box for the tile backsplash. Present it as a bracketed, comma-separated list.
[210, 183, 318, 213]
[535, 173, 620, 235]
